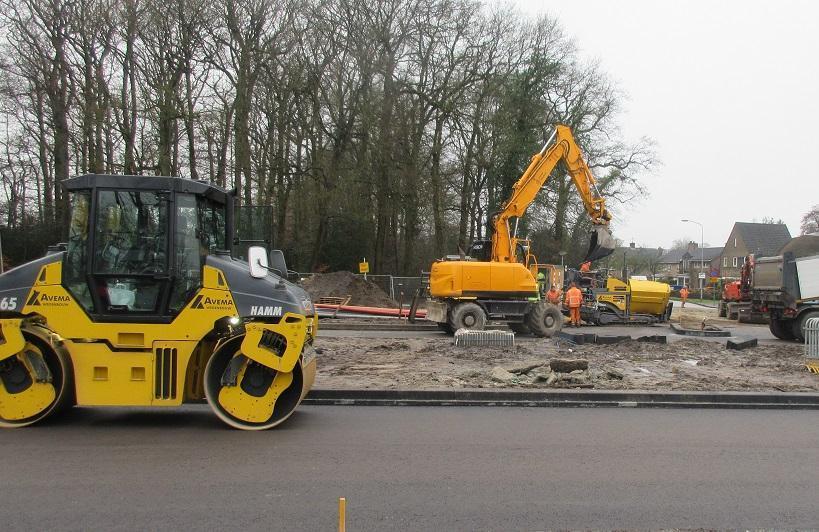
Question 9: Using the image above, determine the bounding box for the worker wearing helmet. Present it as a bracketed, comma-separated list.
[565, 281, 583, 327]
[680, 286, 690, 308]
[536, 271, 547, 296]
[546, 284, 562, 305]
[579, 261, 591, 272]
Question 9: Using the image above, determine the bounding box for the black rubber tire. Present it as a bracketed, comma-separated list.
[450, 302, 487, 331]
[436, 321, 455, 334]
[718, 300, 727, 318]
[508, 322, 530, 335]
[769, 318, 795, 341]
[795, 310, 819, 344]
[525, 302, 563, 338]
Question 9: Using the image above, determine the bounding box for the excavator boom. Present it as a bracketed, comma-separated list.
[491, 124, 614, 264]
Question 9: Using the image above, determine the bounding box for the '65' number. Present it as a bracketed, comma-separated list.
[0, 297, 18, 310]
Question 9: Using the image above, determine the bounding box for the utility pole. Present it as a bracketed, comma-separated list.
[682, 219, 704, 300]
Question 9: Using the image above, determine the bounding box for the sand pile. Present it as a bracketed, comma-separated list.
[301, 271, 398, 307]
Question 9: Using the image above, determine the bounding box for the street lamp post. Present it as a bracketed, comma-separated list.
[681, 218, 704, 300]
[558, 251, 567, 268]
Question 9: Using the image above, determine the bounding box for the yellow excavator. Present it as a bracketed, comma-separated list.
[0, 174, 316, 430]
[426, 124, 615, 336]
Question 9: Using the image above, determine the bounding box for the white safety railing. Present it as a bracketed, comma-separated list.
[805, 317, 819, 373]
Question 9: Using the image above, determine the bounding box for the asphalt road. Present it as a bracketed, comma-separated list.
[1, 405, 818, 530]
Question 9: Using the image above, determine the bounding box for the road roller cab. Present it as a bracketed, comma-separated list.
[0, 174, 317, 430]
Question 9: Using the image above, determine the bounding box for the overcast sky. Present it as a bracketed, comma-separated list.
[507, 0, 819, 249]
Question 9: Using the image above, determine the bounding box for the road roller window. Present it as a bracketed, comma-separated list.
[198, 198, 227, 252]
[93, 190, 169, 314]
[169, 194, 202, 313]
[64, 191, 94, 311]
[94, 190, 168, 275]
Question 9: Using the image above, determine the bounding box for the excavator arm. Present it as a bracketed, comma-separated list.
[491, 124, 614, 264]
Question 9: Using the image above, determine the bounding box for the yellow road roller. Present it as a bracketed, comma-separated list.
[0, 174, 316, 430]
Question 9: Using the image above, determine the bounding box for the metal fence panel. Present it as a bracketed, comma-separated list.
[806, 317, 819, 361]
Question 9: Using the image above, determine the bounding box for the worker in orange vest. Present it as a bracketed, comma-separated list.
[680, 286, 690, 308]
[565, 281, 583, 327]
[579, 261, 591, 272]
[546, 284, 562, 305]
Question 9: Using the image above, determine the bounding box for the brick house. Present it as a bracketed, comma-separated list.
[717, 222, 791, 279]
[656, 242, 723, 288]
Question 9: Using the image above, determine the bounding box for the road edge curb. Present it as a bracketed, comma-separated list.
[303, 388, 819, 409]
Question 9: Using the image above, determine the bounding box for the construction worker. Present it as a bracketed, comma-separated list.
[565, 281, 583, 327]
[537, 271, 547, 296]
[680, 285, 690, 308]
[546, 284, 562, 305]
[579, 261, 591, 272]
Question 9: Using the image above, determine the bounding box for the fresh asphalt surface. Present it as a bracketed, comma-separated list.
[1, 405, 818, 530]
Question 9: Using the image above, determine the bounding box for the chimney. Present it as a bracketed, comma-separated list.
[687, 241, 698, 253]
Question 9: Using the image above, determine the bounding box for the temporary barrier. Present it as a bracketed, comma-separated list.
[806, 317, 819, 374]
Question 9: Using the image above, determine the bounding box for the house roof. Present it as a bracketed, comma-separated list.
[734, 222, 792, 258]
[696, 247, 723, 260]
[658, 246, 722, 264]
[658, 249, 688, 264]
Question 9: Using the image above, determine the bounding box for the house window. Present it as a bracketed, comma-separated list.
[732, 256, 738, 267]
[734, 237, 737, 248]
[723, 257, 728, 267]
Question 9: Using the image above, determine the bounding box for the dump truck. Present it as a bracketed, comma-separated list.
[752, 251, 819, 342]
[0, 174, 316, 429]
[426, 124, 614, 337]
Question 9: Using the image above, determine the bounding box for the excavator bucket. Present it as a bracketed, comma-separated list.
[585, 226, 615, 262]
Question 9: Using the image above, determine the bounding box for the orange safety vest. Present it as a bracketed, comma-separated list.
[546, 289, 562, 304]
[566, 287, 583, 308]
[680, 288, 689, 299]
[580, 262, 591, 272]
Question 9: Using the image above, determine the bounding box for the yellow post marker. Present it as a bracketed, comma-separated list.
[338, 497, 346, 532]
[359, 258, 369, 281]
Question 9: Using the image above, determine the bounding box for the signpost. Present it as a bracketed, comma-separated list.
[359, 258, 369, 280]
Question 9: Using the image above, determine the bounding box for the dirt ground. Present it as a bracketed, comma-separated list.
[314, 305, 818, 392]
[301, 271, 397, 307]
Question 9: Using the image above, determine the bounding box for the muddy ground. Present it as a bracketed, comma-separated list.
[314, 306, 818, 392]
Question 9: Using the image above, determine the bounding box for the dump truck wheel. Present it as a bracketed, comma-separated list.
[769, 319, 795, 341]
[508, 322, 530, 335]
[525, 302, 563, 338]
[450, 303, 486, 331]
[795, 311, 819, 344]
[0, 334, 73, 428]
[204, 335, 305, 430]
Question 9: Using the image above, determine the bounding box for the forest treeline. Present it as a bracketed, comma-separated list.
[0, 0, 653, 274]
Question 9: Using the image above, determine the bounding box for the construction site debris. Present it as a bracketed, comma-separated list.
[490, 367, 516, 383]
[301, 271, 398, 307]
[550, 358, 589, 373]
[727, 337, 759, 350]
[637, 335, 668, 344]
[315, 336, 818, 392]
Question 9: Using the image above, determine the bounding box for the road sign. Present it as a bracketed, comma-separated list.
[698, 272, 706, 279]
[359, 261, 369, 274]
[710, 277, 720, 284]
